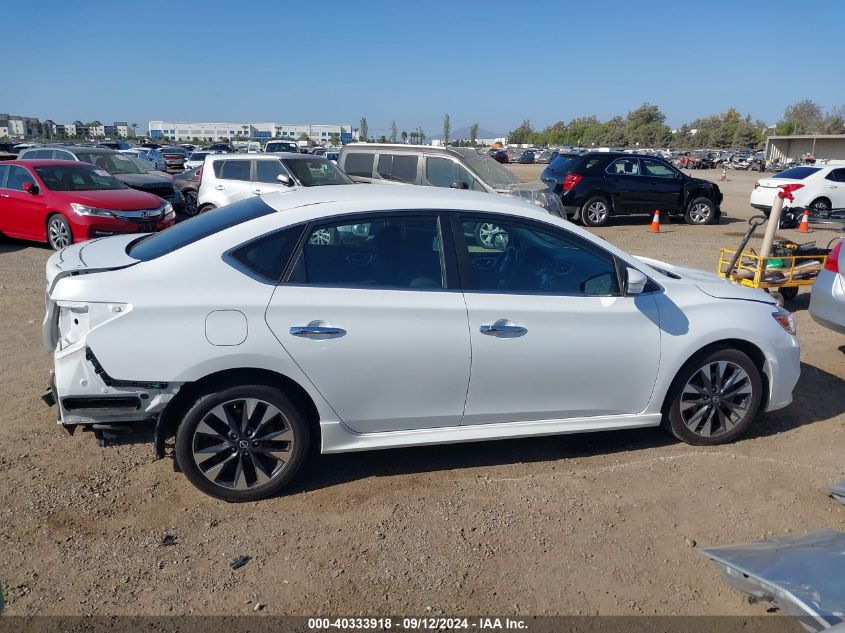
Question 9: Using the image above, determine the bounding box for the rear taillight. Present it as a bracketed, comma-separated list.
[779, 183, 804, 194]
[562, 173, 582, 191]
[196, 166, 203, 188]
[825, 240, 842, 273]
[754, 181, 759, 189]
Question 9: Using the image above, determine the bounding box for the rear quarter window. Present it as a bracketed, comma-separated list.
[228, 225, 305, 282]
[344, 152, 375, 178]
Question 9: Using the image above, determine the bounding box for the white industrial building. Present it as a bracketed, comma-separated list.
[764, 134, 845, 161]
[148, 121, 355, 144]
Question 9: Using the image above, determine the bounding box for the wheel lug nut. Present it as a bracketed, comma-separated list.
[252, 441, 259, 447]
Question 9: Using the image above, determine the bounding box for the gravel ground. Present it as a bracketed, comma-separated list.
[0, 168, 843, 617]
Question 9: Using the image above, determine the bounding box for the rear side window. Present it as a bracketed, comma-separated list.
[344, 152, 375, 178]
[213, 160, 251, 181]
[606, 158, 639, 175]
[376, 154, 418, 183]
[128, 197, 277, 261]
[773, 167, 820, 180]
[229, 225, 305, 282]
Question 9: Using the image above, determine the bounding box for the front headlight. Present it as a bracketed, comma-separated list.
[162, 202, 174, 217]
[70, 203, 115, 217]
[772, 308, 797, 335]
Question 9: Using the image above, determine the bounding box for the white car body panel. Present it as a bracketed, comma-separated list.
[749, 166, 845, 210]
[43, 185, 801, 454]
[197, 154, 294, 209]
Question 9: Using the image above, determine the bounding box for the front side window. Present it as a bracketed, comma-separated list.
[5, 166, 36, 191]
[344, 152, 375, 178]
[425, 157, 476, 189]
[282, 158, 352, 186]
[459, 217, 620, 296]
[606, 158, 640, 176]
[254, 159, 286, 183]
[825, 168, 845, 183]
[292, 217, 444, 289]
[376, 154, 418, 183]
[641, 157, 676, 178]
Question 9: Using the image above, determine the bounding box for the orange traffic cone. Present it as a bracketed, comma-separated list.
[798, 208, 810, 233]
[649, 210, 661, 233]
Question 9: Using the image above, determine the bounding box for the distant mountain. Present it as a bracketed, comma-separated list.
[430, 125, 502, 141]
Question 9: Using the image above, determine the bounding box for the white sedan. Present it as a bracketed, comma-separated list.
[751, 164, 845, 213]
[42, 186, 800, 501]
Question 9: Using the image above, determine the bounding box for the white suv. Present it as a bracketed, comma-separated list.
[197, 153, 352, 212]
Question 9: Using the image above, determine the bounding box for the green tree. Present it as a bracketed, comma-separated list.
[410, 131, 418, 144]
[359, 117, 368, 142]
[297, 132, 310, 141]
[442, 113, 451, 146]
[378, 135, 388, 143]
[401, 130, 408, 144]
[782, 99, 823, 134]
[820, 106, 845, 134]
[469, 122, 479, 146]
[418, 128, 426, 144]
[329, 133, 341, 145]
[508, 119, 534, 144]
[390, 120, 397, 143]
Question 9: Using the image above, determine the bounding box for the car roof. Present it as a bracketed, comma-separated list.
[206, 153, 282, 162]
[269, 153, 330, 160]
[8, 159, 95, 167]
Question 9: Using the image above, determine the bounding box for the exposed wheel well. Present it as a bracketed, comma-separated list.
[660, 339, 769, 416]
[809, 197, 831, 208]
[155, 368, 320, 457]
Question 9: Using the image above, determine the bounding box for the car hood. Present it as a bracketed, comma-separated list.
[60, 188, 165, 210]
[115, 173, 173, 187]
[635, 256, 776, 304]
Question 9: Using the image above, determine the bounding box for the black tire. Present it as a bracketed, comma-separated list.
[580, 196, 611, 227]
[685, 197, 717, 225]
[183, 190, 199, 217]
[809, 197, 831, 213]
[779, 286, 799, 301]
[664, 347, 762, 446]
[198, 203, 216, 214]
[175, 384, 311, 502]
[46, 214, 73, 250]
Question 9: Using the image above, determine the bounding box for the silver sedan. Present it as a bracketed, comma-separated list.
[809, 238, 845, 334]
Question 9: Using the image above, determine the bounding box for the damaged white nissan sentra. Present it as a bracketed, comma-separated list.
[43, 185, 801, 501]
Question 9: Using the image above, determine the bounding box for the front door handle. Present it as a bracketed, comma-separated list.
[480, 319, 527, 337]
[0, 193, 8, 198]
[214, 184, 224, 190]
[290, 321, 346, 339]
[252, 189, 262, 194]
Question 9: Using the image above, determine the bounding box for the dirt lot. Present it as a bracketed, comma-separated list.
[0, 168, 843, 617]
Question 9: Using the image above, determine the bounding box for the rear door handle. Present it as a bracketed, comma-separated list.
[290, 322, 346, 338]
[252, 189, 262, 195]
[214, 184, 224, 190]
[480, 319, 527, 337]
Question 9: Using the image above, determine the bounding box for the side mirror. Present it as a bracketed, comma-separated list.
[450, 180, 469, 190]
[276, 173, 294, 187]
[23, 182, 39, 195]
[625, 267, 648, 295]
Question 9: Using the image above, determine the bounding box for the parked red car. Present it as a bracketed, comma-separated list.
[0, 160, 176, 250]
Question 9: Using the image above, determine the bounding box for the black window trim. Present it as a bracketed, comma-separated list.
[280, 209, 461, 291]
[448, 212, 661, 297]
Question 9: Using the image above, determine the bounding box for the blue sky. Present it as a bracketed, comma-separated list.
[5, 0, 843, 135]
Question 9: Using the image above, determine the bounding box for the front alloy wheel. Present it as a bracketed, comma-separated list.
[666, 348, 762, 445]
[47, 215, 72, 250]
[176, 385, 309, 501]
[183, 190, 199, 216]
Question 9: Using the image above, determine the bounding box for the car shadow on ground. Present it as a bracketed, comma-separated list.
[282, 361, 843, 496]
[0, 237, 41, 255]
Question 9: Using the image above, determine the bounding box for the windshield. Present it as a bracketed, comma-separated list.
[127, 156, 156, 173]
[451, 148, 521, 188]
[188, 152, 208, 161]
[266, 142, 298, 153]
[128, 197, 277, 261]
[282, 157, 352, 186]
[547, 154, 580, 173]
[773, 167, 821, 180]
[34, 164, 126, 191]
[75, 151, 145, 175]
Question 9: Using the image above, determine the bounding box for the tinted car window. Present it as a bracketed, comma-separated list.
[377, 154, 418, 183]
[229, 225, 304, 282]
[547, 154, 579, 173]
[128, 197, 276, 261]
[425, 157, 475, 188]
[255, 159, 286, 183]
[75, 152, 145, 175]
[216, 160, 251, 181]
[0, 165, 10, 188]
[607, 158, 640, 176]
[641, 158, 676, 178]
[459, 217, 620, 296]
[5, 165, 36, 191]
[344, 152, 375, 178]
[293, 217, 444, 289]
[825, 168, 845, 183]
[282, 158, 352, 186]
[773, 167, 821, 180]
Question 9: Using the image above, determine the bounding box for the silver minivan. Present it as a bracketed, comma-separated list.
[338, 144, 564, 216]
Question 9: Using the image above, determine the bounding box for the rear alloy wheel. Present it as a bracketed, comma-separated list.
[183, 190, 199, 216]
[47, 214, 73, 250]
[581, 196, 610, 227]
[176, 384, 310, 502]
[685, 197, 717, 225]
[665, 348, 762, 445]
[810, 198, 831, 213]
[198, 204, 216, 214]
